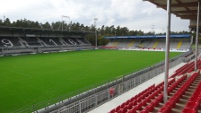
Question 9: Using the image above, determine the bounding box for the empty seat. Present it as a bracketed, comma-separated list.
[185, 101, 199, 111]
[182, 107, 197, 113]
[158, 106, 169, 113]
[108, 109, 115, 113]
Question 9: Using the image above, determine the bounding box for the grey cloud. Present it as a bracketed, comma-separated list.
[0, 0, 189, 33]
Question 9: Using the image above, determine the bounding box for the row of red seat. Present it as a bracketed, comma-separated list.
[108, 78, 176, 113]
[127, 79, 176, 113]
[108, 85, 155, 113]
[187, 60, 201, 73]
[125, 84, 164, 113]
[109, 61, 200, 113]
[141, 75, 196, 113]
[182, 75, 201, 113]
[170, 60, 201, 78]
[170, 61, 194, 78]
[168, 75, 187, 95]
[175, 63, 191, 73]
[158, 71, 200, 113]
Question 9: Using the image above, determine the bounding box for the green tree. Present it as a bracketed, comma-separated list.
[42, 22, 51, 29]
[0, 19, 3, 26]
[4, 18, 11, 26]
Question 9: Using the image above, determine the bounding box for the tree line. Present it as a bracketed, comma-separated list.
[0, 18, 191, 45]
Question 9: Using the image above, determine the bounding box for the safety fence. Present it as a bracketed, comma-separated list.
[34, 54, 184, 113]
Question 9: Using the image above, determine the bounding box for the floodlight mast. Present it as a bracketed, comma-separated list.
[94, 18, 98, 49]
[3, 16, 5, 22]
[61, 15, 70, 32]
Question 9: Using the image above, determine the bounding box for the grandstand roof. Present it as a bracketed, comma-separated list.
[104, 34, 191, 39]
[143, 0, 200, 29]
[0, 26, 93, 37]
[143, 0, 199, 19]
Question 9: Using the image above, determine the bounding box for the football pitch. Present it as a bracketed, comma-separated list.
[0, 50, 182, 113]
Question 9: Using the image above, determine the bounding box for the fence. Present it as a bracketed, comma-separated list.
[34, 54, 184, 113]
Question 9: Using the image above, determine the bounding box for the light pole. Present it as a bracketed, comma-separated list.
[94, 18, 98, 49]
[40, 23, 44, 29]
[3, 16, 5, 22]
[152, 25, 155, 35]
[61, 15, 70, 31]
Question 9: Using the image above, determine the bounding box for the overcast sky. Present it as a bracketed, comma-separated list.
[0, 0, 190, 33]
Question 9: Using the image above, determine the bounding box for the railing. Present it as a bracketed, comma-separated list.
[33, 55, 183, 113]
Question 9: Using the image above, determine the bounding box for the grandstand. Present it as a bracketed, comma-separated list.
[0, 26, 93, 56]
[105, 59, 201, 113]
[104, 35, 192, 52]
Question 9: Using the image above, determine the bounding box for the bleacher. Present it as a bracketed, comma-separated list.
[0, 37, 92, 54]
[77, 38, 91, 45]
[0, 26, 93, 56]
[108, 60, 201, 113]
[0, 37, 23, 48]
[21, 37, 43, 47]
[104, 35, 192, 52]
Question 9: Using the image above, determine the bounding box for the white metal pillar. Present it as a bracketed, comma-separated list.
[68, 17, 71, 33]
[61, 15, 70, 32]
[62, 16, 64, 31]
[164, 0, 171, 103]
[195, 1, 200, 71]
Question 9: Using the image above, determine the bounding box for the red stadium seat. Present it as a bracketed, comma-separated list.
[140, 109, 148, 113]
[182, 107, 197, 113]
[122, 106, 127, 113]
[108, 109, 115, 113]
[125, 100, 130, 105]
[131, 106, 137, 113]
[127, 102, 133, 110]
[148, 104, 154, 112]
[120, 102, 126, 108]
[189, 95, 201, 103]
[158, 106, 169, 113]
[117, 109, 123, 113]
[115, 105, 121, 112]
[185, 101, 199, 111]
[133, 100, 137, 106]
[127, 109, 133, 113]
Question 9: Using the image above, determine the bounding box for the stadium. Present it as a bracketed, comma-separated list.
[0, 0, 201, 113]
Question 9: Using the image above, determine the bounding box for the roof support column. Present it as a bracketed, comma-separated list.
[164, 0, 171, 103]
[195, 1, 200, 71]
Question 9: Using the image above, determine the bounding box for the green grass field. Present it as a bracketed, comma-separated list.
[0, 50, 182, 113]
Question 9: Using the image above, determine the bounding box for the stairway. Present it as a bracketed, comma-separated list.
[128, 41, 135, 48]
[152, 41, 159, 48]
[176, 40, 182, 49]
